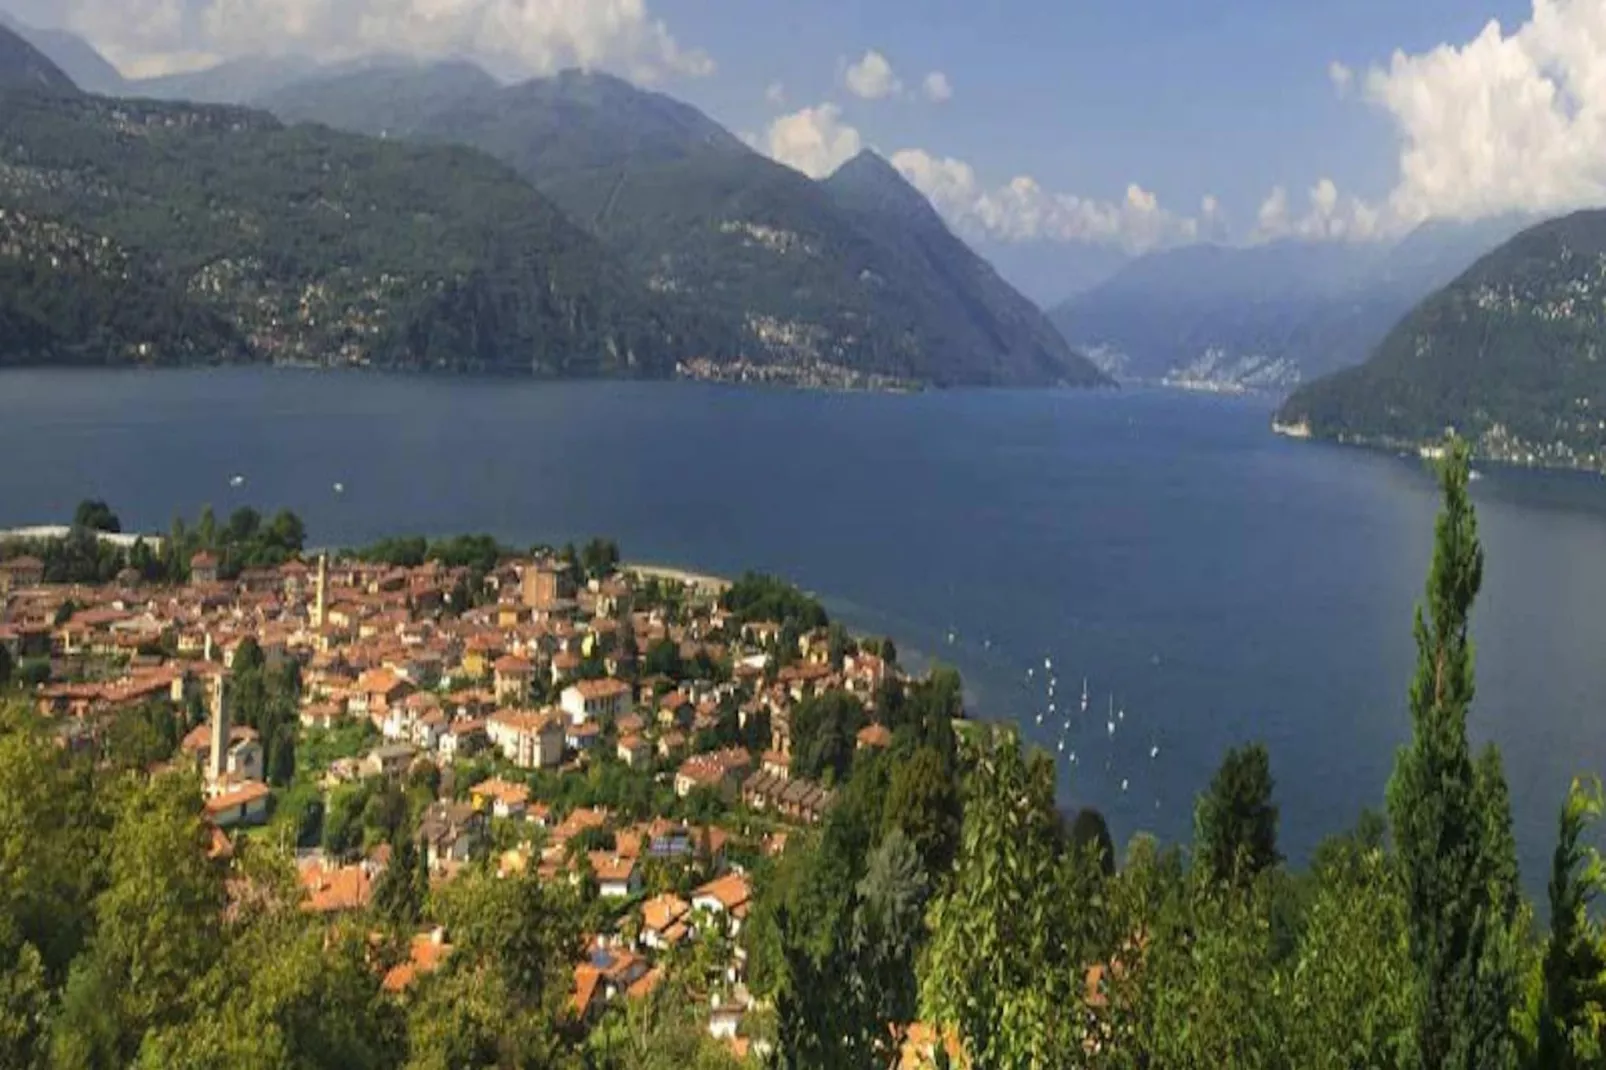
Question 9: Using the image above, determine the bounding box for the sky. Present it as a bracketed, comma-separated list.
[6, 0, 1603, 281]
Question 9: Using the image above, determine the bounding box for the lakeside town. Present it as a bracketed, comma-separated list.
[0, 506, 962, 1065]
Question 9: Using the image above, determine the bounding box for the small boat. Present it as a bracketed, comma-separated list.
[1080, 678, 1089, 714]
[1107, 720, 1115, 737]
[229, 474, 245, 487]
[1035, 712, 1044, 725]
[333, 482, 345, 494]
[1044, 657, 1053, 670]
[1057, 739, 1066, 753]
[1120, 779, 1129, 792]
[1469, 469, 1485, 482]
[1149, 745, 1160, 759]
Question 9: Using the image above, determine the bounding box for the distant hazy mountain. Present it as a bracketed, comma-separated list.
[260, 59, 502, 137]
[260, 64, 1105, 387]
[979, 239, 1132, 309]
[1278, 210, 1606, 471]
[0, 14, 124, 94]
[1050, 217, 1528, 391]
[128, 55, 327, 105]
[0, 17, 77, 93]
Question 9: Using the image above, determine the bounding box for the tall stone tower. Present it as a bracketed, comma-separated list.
[313, 553, 328, 629]
[208, 673, 230, 783]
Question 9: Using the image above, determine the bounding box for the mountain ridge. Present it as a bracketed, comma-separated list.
[257, 62, 1107, 387]
[0, 28, 732, 376]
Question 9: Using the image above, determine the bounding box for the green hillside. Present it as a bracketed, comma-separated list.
[1278, 209, 1606, 470]
[0, 68, 729, 373]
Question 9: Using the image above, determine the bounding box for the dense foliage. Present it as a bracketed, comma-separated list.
[261, 66, 1104, 387]
[1280, 210, 1606, 469]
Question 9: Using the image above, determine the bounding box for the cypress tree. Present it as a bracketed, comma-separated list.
[1386, 437, 1520, 1070]
[1537, 777, 1606, 1068]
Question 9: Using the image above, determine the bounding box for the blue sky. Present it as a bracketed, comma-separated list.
[672, 0, 1525, 228]
[12, 0, 1605, 288]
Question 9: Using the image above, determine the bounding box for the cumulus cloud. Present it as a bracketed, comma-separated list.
[889, 148, 1199, 252]
[922, 70, 953, 103]
[763, 103, 863, 178]
[1362, 0, 1606, 225]
[843, 49, 901, 99]
[765, 81, 786, 106]
[25, 0, 713, 81]
[1328, 60, 1354, 95]
[1253, 178, 1382, 242]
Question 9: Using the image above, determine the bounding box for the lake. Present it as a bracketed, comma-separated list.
[4, 367, 1605, 884]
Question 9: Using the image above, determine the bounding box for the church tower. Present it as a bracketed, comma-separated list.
[313, 553, 328, 629]
[208, 673, 230, 784]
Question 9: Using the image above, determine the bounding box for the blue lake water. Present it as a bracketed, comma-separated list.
[4, 367, 1606, 884]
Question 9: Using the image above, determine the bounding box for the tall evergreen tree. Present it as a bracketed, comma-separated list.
[1386, 437, 1521, 1070]
[1537, 776, 1606, 1068]
[1194, 742, 1281, 887]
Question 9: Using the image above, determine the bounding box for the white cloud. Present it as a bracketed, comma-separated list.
[764, 81, 786, 106]
[922, 70, 953, 103]
[843, 49, 902, 100]
[1252, 178, 1382, 242]
[763, 103, 863, 179]
[1328, 60, 1354, 95]
[890, 148, 1199, 252]
[1362, 0, 1606, 225]
[30, 0, 713, 81]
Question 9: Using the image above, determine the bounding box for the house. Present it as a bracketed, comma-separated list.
[382, 929, 453, 995]
[708, 987, 754, 1041]
[438, 718, 488, 761]
[589, 852, 642, 898]
[493, 655, 535, 705]
[470, 776, 530, 819]
[203, 779, 271, 828]
[692, 873, 753, 934]
[566, 721, 603, 753]
[560, 678, 633, 724]
[617, 734, 651, 768]
[352, 668, 413, 724]
[180, 723, 264, 783]
[299, 857, 378, 914]
[0, 555, 45, 593]
[486, 709, 565, 770]
[856, 723, 893, 750]
[361, 742, 417, 779]
[639, 893, 692, 950]
[416, 801, 486, 871]
[674, 747, 753, 800]
[190, 551, 220, 585]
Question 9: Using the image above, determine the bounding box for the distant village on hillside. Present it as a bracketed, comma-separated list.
[0, 514, 940, 1060]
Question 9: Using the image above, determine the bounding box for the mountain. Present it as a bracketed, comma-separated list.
[260, 59, 502, 137]
[1049, 219, 1527, 392]
[260, 65, 1104, 386]
[0, 81, 727, 373]
[0, 21, 77, 93]
[129, 55, 327, 104]
[1276, 210, 1606, 471]
[820, 151, 1095, 386]
[0, 15, 124, 94]
[980, 239, 1131, 309]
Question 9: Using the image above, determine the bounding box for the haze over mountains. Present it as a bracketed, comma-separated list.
[1049, 215, 1531, 391]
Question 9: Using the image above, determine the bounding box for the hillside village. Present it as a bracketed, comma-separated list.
[0, 526, 934, 1062]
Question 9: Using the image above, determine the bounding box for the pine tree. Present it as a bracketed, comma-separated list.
[1193, 742, 1280, 887]
[1537, 777, 1606, 1068]
[1386, 437, 1521, 1070]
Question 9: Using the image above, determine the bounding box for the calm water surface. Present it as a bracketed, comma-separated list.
[4, 367, 1605, 884]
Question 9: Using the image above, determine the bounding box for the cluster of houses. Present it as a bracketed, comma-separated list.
[0, 543, 915, 1059]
